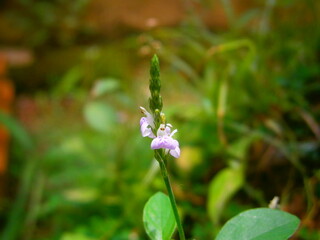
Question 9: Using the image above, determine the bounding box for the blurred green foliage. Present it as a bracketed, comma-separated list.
[0, 0, 320, 240]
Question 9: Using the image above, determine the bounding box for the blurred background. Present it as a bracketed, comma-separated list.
[0, 0, 319, 239]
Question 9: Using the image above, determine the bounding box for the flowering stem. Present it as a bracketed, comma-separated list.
[147, 54, 185, 239]
[155, 151, 186, 240]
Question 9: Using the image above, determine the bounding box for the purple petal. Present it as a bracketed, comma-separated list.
[141, 122, 155, 138]
[165, 126, 171, 135]
[147, 131, 156, 139]
[140, 117, 155, 138]
[151, 136, 178, 150]
[140, 122, 148, 136]
[140, 117, 147, 126]
[169, 146, 180, 158]
[140, 107, 155, 128]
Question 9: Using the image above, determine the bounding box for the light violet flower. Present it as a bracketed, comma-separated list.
[151, 124, 180, 158]
[140, 106, 155, 138]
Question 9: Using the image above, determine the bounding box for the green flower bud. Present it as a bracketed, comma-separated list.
[148, 54, 163, 115]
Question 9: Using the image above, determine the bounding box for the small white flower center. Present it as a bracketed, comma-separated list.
[157, 124, 167, 137]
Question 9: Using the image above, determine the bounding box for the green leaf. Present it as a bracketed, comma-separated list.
[91, 78, 120, 97]
[143, 192, 176, 240]
[216, 208, 300, 240]
[0, 111, 33, 150]
[61, 232, 95, 240]
[54, 66, 83, 95]
[207, 167, 244, 224]
[227, 136, 256, 160]
[83, 101, 116, 133]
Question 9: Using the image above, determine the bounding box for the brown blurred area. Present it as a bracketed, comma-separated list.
[83, 0, 239, 32]
[0, 49, 33, 176]
[0, 56, 14, 175]
[0, 0, 256, 41]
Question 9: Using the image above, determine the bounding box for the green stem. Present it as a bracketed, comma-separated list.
[155, 151, 186, 240]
